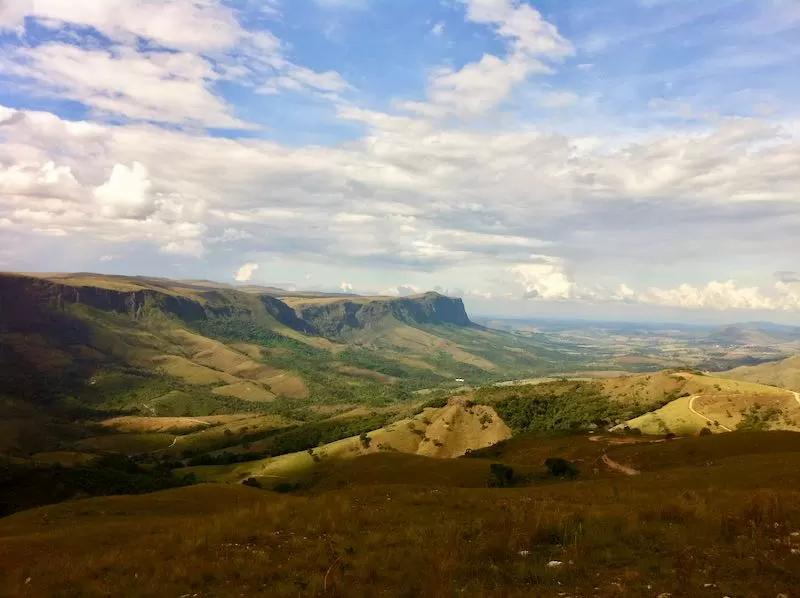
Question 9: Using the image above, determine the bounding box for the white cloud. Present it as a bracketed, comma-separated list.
[235, 263, 260, 282]
[162, 238, 204, 257]
[511, 257, 577, 299]
[401, 0, 573, 119]
[431, 22, 445, 36]
[340, 281, 354, 292]
[0, 2, 351, 128]
[0, 161, 80, 197]
[94, 162, 155, 220]
[537, 91, 579, 109]
[639, 281, 798, 311]
[0, 44, 248, 128]
[0, 0, 243, 52]
[381, 284, 423, 297]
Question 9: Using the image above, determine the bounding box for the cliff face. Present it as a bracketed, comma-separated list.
[294, 292, 472, 337]
[0, 275, 471, 340]
[0, 275, 223, 332]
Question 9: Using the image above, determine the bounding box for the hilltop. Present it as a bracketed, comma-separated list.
[723, 354, 800, 391]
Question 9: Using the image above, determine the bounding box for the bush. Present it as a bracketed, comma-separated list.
[359, 432, 371, 449]
[545, 457, 579, 479]
[699, 427, 713, 436]
[488, 463, 514, 488]
[242, 477, 262, 488]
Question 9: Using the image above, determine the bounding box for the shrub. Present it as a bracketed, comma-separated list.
[488, 463, 514, 488]
[242, 477, 262, 488]
[359, 432, 371, 449]
[545, 457, 579, 479]
[699, 427, 713, 436]
[665, 432, 677, 440]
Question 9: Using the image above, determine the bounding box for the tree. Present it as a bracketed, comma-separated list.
[698, 427, 713, 436]
[545, 457, 579, 479]
[488, 463, 514, 488]
[359, 432, 371, 449]
[242, 477, 262, 488]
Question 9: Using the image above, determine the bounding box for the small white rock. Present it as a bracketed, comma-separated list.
[518, 550, 530, 557]
[547, 560, 563, 568]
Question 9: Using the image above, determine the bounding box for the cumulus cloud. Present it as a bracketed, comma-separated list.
[511, 257, 577, 300]
[340, 282, 354, 292]
[94, 162, 155, 220]
[400, 0, 573, 118]
[0, 1, 351, 128]
[381, 284, 423, 297]
[235, 263, 260, 282]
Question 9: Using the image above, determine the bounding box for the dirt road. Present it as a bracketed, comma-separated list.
[792, 391, 800, 408]
[601, 453, 640, 476]
[688, 395, 732, 432]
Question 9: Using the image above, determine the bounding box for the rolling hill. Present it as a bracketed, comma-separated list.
[611, 371, 800, 434]
[722, 354, 800, 391]
[177, 396, 512, 486]
[0, 271, 585, 426]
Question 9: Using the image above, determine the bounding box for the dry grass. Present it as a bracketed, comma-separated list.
[180, 402, 513, 485]
[151, 355, 238, 385]
[724, 355, 800, 392]
[28, 452, 97, 466]
[73, 433, 177, 455]
[615, 372, 800, 434]
[211, 382, 276, 402]
[3, 434, 800, 597]
[99, 416, 227, 434]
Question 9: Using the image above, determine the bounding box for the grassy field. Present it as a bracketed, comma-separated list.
[724, 354, 800, 391]
[2, 432, 800, 597]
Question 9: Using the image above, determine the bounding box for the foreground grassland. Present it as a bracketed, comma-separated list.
[2, 432, 800, 597]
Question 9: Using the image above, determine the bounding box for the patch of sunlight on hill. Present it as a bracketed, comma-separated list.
[179, 400, 511, 485]
[723, 355, 800, 392]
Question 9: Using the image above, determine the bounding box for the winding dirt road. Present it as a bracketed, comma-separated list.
[688, 395, 732, 432]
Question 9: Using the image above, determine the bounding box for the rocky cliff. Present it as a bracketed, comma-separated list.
[293, 292, 472, 337]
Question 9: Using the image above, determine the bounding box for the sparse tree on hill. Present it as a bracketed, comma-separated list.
[359, 432, 371, 449]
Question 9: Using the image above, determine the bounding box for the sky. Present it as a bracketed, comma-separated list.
[0, 0, 799, 324]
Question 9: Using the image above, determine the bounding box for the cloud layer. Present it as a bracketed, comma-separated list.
[0, 0, 798, 318]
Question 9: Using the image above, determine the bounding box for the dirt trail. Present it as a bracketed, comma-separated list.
[688, 395, 733, 432]
[168, 437, 179, 449]
[181, 418, 213, 426]
[601, 454, 640, 476]
[792, 392, 800, 408]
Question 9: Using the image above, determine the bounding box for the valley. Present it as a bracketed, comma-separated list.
[3, 272, 800, 596]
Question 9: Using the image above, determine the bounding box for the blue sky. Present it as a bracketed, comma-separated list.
[0, 0, 799, 323]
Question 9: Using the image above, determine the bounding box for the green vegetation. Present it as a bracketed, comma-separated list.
[487, 463, 515, 487]
[479, 382, 623, 433]
[736, 404, 784, 431]
[0, 454, 194, 516]
[544, 457, 579, 479]
[184, 413, 395, 466]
